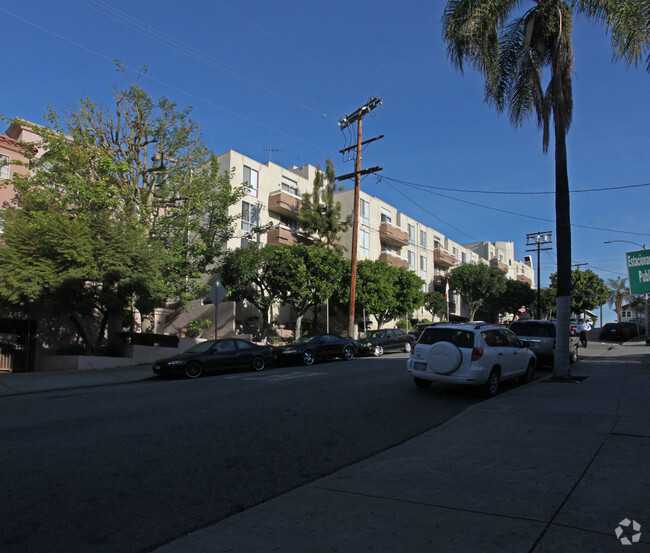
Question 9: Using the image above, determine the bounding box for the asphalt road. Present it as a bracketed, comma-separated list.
[0, 353, 488, 553]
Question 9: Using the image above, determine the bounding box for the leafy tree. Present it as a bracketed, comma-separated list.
[355, 260, 425, 329]
[448, 263, 507, 321]
[265, 244, 349, 339]
[606, 276, 630, 322]
[442, 0, 650, 377]
[297, 158, 351, 250]
[424, 290, 447, 320]
[549, 269, 608, 315]
[219, 243, 277, 337]
[539, 287, 557, 319]
[495, 279, 536, 321]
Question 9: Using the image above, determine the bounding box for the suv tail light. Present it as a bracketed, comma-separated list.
[471, 347, 483, 361]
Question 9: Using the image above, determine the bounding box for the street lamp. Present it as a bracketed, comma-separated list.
[604, 240, 648, 336]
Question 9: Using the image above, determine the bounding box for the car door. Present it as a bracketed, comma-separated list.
[501, 329, 529, 376]
[481, 330, 510, 372]
[384, 329, 400, 352]
[204, 339, 239, 371]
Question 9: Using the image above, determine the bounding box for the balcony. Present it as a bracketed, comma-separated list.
[267, 224, 297, 246]
[379, 221, 409, 247]
[434, 247, 455, 268]
[379, 250, 409, 269]
[516, 274, 532, 286]
[268, 190, 302, 218]
[490, 258, 508, 272]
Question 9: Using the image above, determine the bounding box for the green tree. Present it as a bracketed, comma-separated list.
[297, 158, 351, 250]
[549, 269, 608, 315]
[219, 243, 277, 337]
[356, 260, 425, 329]
[442, 0, 649, 377]
[539, 287, 557, 319]
[424, 290, 447, 320]
[448, 263, 507, 321]
[606, 276, 630, 322]
[495, 279, 536, 321]
[266, 244, 349, 339]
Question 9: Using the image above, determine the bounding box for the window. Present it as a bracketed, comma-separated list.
[0, 154, 9, 180]
[462, 252, 467, 263]
[380, 207, 392, 223]
[408, 224, 415, 245]
[241, 201, 259, 232]
[420, 230, 427, 251]
[360, 199, 370, 227]
[281, 175, 298, 196]
[453, 247, 459, 258]
[408, 250, 416, 272]
[420, 255, 427, 279]
[243, 166, 259, 197]
[359, 229, 370, 257]
[214, 340, 237, 353]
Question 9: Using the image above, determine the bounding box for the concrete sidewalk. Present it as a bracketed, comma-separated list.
[152, 341, 650, 553]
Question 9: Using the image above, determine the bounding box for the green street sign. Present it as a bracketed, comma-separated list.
[626, 250, 650, 295]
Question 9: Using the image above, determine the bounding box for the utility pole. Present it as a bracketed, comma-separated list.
[526, 231, 553, 319]
[337, 97, 382, 338]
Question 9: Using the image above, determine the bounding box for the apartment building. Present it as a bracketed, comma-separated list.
[463, 241, 535, 287]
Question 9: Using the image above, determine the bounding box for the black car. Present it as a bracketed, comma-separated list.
[599, 322, 644, 341]
[153, 338, 275, 378]
[274, 334, 358, 366]
[358, 328, 416, 356]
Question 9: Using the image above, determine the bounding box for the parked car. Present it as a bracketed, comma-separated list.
[599, 322, 644, 341]
[274, 334, 358, 366]
[509, 319, 579, 366]
[407, 322, 536, 397]
[153, 338, 275, 379]
[410, 322, 440, 340]
[358, 328, 415, 356]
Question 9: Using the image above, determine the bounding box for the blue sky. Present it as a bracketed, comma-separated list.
[2, 0, 648, 323]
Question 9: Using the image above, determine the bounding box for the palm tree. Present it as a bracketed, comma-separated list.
[442, 0, 649, 378]
[606, 276, 630, 322]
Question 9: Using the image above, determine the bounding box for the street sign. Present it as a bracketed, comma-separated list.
[626, 250, 650, 295]
[208, 281, 227, 307]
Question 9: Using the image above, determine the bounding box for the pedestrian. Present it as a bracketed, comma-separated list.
[578, 319, 591, 348]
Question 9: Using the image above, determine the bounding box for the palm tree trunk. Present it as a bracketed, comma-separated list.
[553, 118, 572, 379]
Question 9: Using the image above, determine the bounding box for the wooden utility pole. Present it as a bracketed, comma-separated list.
[526, 231, 553, 319]
[337, 97, 382, 338]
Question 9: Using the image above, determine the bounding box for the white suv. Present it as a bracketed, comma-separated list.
[407, 323, 536, 397]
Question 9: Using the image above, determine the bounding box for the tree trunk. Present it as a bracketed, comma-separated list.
[553, 118, 572, 379]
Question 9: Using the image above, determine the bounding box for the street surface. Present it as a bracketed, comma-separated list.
[0, 352, 488, 553]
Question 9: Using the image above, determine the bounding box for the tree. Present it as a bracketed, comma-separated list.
[297, 158, 351, 250]
[442, 0, 650, 378]
[448, 263, 507, 321]
[549, 269, 608, 315]
[606, 276, 630, 322]
[265, 244, 349, 339]
[424, 290, 447, 320]
[219, 243, 277, 337]
[355, 260, 425, 329]
[495, 279, 536, 321]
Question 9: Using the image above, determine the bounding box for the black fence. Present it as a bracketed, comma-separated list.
[0, 319, 37, 372]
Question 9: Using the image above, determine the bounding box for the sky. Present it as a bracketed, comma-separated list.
[2, 0, 649, 323]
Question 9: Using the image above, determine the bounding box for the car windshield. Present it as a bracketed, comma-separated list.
[360, 330, 386, 340]
[418, 328, 474, 348]
[510, 323, 555, 338]
[184, 340, 217, 353]
[293, 335, 319, 345]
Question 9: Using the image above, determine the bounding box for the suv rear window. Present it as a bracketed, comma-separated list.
[510, 322, 555, 338]
[418, 328, 474, 348]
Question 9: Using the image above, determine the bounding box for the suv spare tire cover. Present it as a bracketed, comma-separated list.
[425, 341, 462, 375]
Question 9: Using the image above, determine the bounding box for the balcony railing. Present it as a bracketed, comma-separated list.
[267, 224, 297, 246]
[516, 274, 532, 286]
[433, 247, 455, 268]
[490, 257, 509, 272]
[379, 221, 409, 246]
[268, 190, 302, 218]
[379, 250, 409, 269]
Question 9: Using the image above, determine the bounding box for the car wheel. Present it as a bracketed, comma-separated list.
[403, 342, 412, 353]
[484, 369, 499, 397]
[414, 377, 431, 390]
[302, 350, 315, 366]
[252, 356, 266, 371]
[185, 362, 202, 379]
[519, 360, 535, 384]
[373, 345, 384, 357]
[343, 345, 354, 361]
[569, 347, 578, 364]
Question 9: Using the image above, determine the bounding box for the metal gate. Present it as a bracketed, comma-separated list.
[0, 319, 37, 372]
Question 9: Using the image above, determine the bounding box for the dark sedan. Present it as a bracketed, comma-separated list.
[599, 322, 644, 341]
[358, 328, 416, 356]
[153, 338, 275, 378]
[274, 334, 358, 366]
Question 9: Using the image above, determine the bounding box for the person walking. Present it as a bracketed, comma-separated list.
[578, 319, 591, 348]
